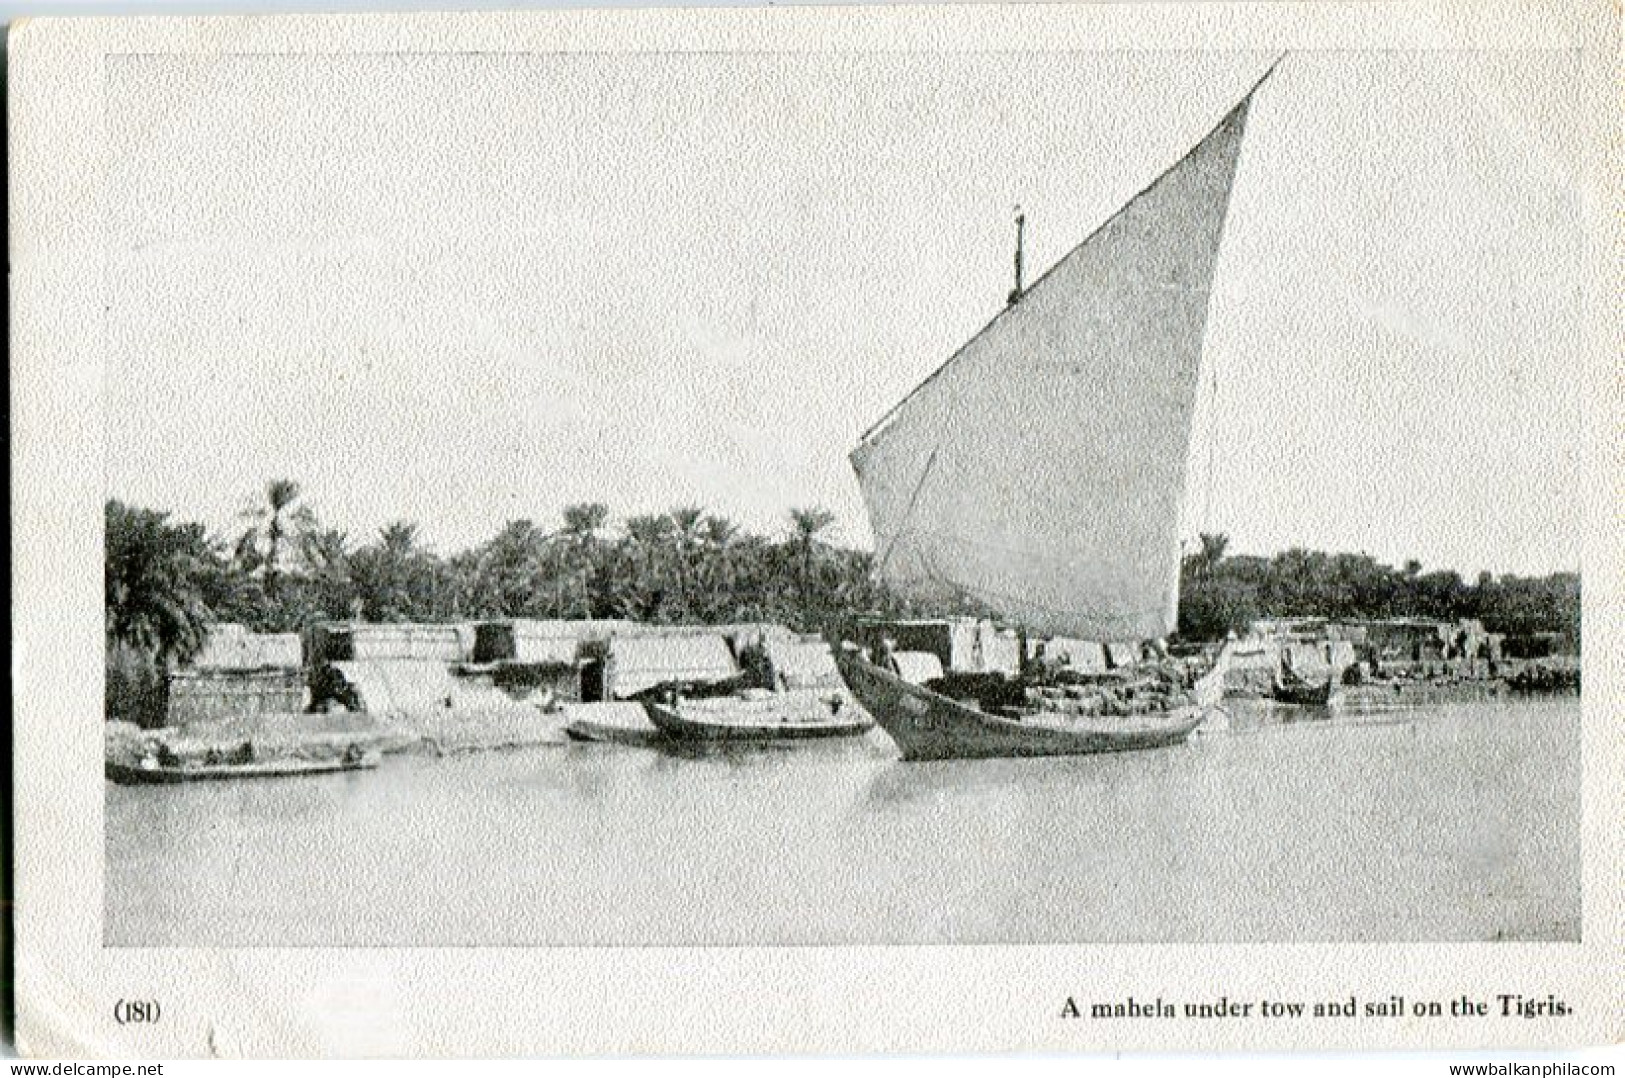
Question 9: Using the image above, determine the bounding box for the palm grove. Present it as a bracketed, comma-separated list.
[106, 482, 1581, 674]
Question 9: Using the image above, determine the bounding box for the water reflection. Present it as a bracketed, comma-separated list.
[1217, 696, 1422, 733]
[650, 734, 885, 767]
[859, 746, 1193, 809]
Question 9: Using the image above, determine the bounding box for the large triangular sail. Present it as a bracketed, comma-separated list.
[850, 84, 1260, 642]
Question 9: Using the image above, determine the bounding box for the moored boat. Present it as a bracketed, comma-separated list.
[835, 649, 1208, 761]
[1271, 674, 1338, 707]
[106, 749, 380, 785]
[644, 688, 873, 742]
[561, 702, 670, 747]
[563, 721, 666, 747]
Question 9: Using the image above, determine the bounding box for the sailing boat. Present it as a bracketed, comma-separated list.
[835, 67, 1273, 761]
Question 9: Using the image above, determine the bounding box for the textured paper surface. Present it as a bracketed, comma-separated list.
[10, 2, 1623, 1057]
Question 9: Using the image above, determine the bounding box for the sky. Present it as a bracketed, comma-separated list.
[103, 46, 1590, 576]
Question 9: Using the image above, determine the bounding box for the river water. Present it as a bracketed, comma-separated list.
[105, 695, 1580, 946]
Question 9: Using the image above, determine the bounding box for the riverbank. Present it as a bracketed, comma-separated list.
[1218, 655, 1579, 711]
[104, 653, 1580, 770]
[1345, 656, 1579, 709]
[105, 702, 567, 770]
[1342, 676, 1508, 710]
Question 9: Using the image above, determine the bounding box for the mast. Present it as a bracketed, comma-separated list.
[1008, 207, 1026, 306]
[1009, 206, 1028, 672]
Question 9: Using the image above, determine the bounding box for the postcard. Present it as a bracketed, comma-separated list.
[9, 1, 1621, 1057]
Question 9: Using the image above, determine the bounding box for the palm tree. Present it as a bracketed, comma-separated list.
[790, 508, 835, 555]
[668, 507, 706, 544]
[379, 521, 420, 557]
[1197, 532, 1230, 575]
[241, 479, 316, 594]
[558, 503, 609, 618]
[351, 521, 432, 621]
[788, 507, 836, 628]
[561, 503, 609, 543]
[298, 527, 354, 619]
[105, 500, 216, 667]
[623, 514, 672, 547]
[473, 519, 547, 616]
[690, 515, 742, 620]
[700, 517, 739, 549]
[620, 514, 678, 620]
[665, 507, 708, 618]
[790, 507, 835, 542]
[301, 527, 349, 571]
[1398, 558, 1425, 615]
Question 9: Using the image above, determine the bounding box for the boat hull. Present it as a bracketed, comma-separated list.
[835, 650, 1206, 762]
[106, 754, 380, 785]
[563, 720, 668, 747]
[644, 697, 873, 742]
[561, 702, 669, 747]
[1271, 677, 1338, 707]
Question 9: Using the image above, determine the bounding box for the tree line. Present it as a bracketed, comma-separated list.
[1177, 533, 1580, 643]
[105, 482, 915, 666]
[105, 482, 1581, 671]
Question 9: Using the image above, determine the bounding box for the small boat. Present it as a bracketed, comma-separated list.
[563, 723, 663, 747]
[106, 749, 380, 785]
[644, 689, 873, 742]
[1271, 674, 1338, 707]
[561, 702, 670, 747]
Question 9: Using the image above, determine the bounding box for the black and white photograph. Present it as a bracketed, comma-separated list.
[9, 1, 1621, 1058]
